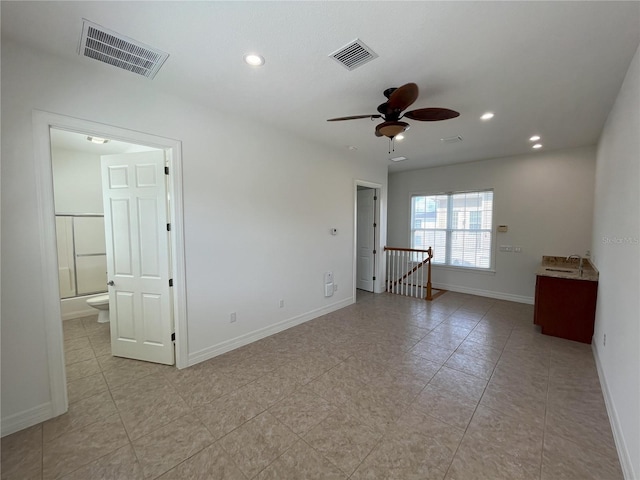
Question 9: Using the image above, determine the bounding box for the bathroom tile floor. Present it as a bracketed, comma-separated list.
[2, 291, 623, 479]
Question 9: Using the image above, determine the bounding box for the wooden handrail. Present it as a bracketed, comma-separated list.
[384, 246, 432, 253]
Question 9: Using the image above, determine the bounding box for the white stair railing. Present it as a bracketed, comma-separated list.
[384, 246, 434, 300]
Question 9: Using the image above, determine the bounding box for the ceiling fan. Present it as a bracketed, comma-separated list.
[327, 82, 459, 151]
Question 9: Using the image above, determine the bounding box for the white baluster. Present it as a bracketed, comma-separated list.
[392, 250, 397, 294]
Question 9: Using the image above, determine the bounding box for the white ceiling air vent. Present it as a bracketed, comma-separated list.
[329, 39, 378, 71]
[78, 19, 169, 79]
[441, 135, 463, 144]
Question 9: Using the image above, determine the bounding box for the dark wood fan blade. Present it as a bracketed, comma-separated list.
[327, 114, 381, 122]
[387, 83, 419, 112]
[404, 108, 460, 121]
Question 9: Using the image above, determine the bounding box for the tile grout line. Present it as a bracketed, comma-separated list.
[62, 320, 138, 479]
[539, 341, 553, 480]
[441, 301, 512, 479]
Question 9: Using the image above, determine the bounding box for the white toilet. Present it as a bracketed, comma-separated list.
[86, 294, 110, 323]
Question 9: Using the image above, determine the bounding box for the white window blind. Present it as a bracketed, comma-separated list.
[411, 190, 494, 269]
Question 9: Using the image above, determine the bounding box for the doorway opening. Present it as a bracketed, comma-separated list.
[51, 129, 161, 318]
[354, 180, 383, 296]
[34, 111, 187, 418]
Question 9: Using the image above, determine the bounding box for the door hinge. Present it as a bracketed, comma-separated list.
[164, 166, 169, 175]
[167, 223, 171, 231]
[374, 196, 378, 201]
[169, 278, 173, 287]
[373, 249, 377, 254]
[373, 223, 377, 228]
[171, 332, 175, 342]
[373, 276, 376, 281]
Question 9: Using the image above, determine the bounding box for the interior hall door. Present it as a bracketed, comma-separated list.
[101, 151, 175, 365]
[357, 188, 376, 292]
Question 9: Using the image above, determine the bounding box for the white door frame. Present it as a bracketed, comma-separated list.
[353, 179, 384, 299]
[33, 110, 188, 418]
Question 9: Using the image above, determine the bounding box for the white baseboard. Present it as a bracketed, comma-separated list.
[188, 297, 354, 367]
[592, 342, 635, 480]
[1, 402, 53, 438]
[433, 282, 534, 304]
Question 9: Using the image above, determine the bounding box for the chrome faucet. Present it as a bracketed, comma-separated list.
[567, 254, 584, 276]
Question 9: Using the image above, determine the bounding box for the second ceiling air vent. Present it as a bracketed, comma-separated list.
[441, 135, 464, 144]
[329, 39, 378, 71]
[78, 19, 169, 79]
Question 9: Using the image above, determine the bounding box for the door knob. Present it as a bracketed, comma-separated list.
[107, 281, 115, 286]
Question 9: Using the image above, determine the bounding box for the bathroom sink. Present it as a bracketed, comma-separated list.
[538, 256, 598, 281]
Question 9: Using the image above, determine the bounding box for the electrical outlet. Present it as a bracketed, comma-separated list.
[230, 312, 237, 323]
[603, 333, 606, 346]
[279, 299, 284, 308]
[333, 284, 338, 292]
[514, 246, 523, 253]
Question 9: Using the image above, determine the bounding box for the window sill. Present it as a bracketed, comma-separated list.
[431, 264, 496, 275]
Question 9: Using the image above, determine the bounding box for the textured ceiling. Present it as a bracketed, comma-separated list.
[3, 1, 639, 171]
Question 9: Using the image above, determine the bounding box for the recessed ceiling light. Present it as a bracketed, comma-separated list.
[529, 135, 541, 142]
[87, 136, 109, 144]
[480, 112, 495, 121]
[390, 156, 407, 162]
[395, 134, 405, 141]
[243, 53, 265, 66]
[532, 143, 543, 149]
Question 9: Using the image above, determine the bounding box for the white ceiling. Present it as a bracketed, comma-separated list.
[3, 1, 639, 172]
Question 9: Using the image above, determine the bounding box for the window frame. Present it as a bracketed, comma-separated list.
[409, 189, 495, 271]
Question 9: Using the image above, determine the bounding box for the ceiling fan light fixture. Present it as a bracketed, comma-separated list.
[529, 135, 541, 141]
[481, 112, 495, 121]
[377, 121, 409, 139]
[532, 143, 543, 149]
[395, 134, 405, 141]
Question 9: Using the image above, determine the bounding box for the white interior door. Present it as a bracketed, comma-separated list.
[357, 188, 376, 292]
[101, 151, 174, 365]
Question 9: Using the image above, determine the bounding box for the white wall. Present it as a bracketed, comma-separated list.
[591, 43, 640, 480]
[0, 40, 388, 432]
[388, 146, 596, 302]
[52, 148, 103, 214]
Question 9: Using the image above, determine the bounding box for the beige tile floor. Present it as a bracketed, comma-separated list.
[1, 291, 623, 479]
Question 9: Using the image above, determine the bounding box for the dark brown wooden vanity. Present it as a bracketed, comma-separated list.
[533, 256, 598, 344]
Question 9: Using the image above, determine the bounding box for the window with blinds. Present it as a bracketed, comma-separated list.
[411, 190, 494, 269]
